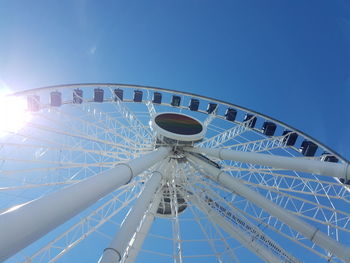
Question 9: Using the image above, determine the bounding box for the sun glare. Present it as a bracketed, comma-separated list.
[0, 96, 31, 137]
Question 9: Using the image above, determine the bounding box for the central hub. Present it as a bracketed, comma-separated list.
[152, 112, 205, 145]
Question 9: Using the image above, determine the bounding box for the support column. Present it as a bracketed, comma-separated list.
[124, 190, 162, 263]
[99, 171, 163, 263]
[186, 153, 350, 263]
[0, 147, 170, 262]
[187, 147, 350, 180]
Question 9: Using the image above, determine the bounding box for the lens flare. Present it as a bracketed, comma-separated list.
[0, 96, 31, 137]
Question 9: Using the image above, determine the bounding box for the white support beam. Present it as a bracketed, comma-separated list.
[187, 147, 350, 180]
[99, 171, 162, 263]
[26, 181, 142, 263]
[186, 153, 350, 263]
[69, 102, 151, 149]
[145, 100, 157, 118]
[124, 190, 162, 263]
[230, 136, 285, 152]
[111, 93, 153, 141]
[203, 112, 217, 128]
[0, 147, 170, 262]
[171, 181, 183, 263]
[198, 118, 253, 148]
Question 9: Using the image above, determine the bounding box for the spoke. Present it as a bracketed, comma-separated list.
[177, 164, 241, 262]
[222, 163, 350, 230]
[144, 90, 157, 118]
[106, 87, 153, 142]
[237, 167, 350, 201]
[186, 204, 240, 263]
[242, 178, 350, 203]
[240, 180, 350, 232]
[24, 108, 149, 169]
[198, 119, 254, 148]
[223, 162, 350, 221]
[77, 90, 152, 143]
[228, 136, 286, 152]
[0, 142, 145, 160]
[145, 100, 157, 118]
[4, 130, 73, 148]
[27, 122, 128, 150]
[203, 112, 217, 128]
[223, 165, 347, 190]
[50, 104, 152, 149]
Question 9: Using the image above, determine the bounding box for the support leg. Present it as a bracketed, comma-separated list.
[124, 189, 162, 263]
[99, 171, 163, 263]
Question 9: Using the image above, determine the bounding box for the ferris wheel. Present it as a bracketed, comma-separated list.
[0, 83, 349, 263]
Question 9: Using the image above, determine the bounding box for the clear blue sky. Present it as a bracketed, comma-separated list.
[1, 1, 350, 262]
[1, 0, 350, 160]
[1, 0, 349, 161]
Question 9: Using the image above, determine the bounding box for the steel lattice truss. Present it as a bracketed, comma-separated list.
[0, 84, 349, 263]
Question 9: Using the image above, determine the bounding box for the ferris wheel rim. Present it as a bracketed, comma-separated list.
[10, 82, 348, 164]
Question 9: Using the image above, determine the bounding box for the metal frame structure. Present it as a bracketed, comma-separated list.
[0, 83, 349, 263]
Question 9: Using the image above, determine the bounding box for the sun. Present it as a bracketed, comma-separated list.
[0, 95, 32, 137]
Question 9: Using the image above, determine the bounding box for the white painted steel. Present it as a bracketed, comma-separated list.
[99, 171, 162, 263]
[171, 181, 183, 263]
[124, 190, 162, 263]
[198, 118, 251, 148]
[0, 147, 169, 262]
[3, 84, 350, 262]
[188, 147, 350, 180]
[25, 181, 142, 263]
[230, 136, 285, 152]
[186, 153, 350, 263]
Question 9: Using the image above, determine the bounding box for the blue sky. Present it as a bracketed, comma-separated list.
[1, 1, 350, 262]
[1, 1, 349, 161]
